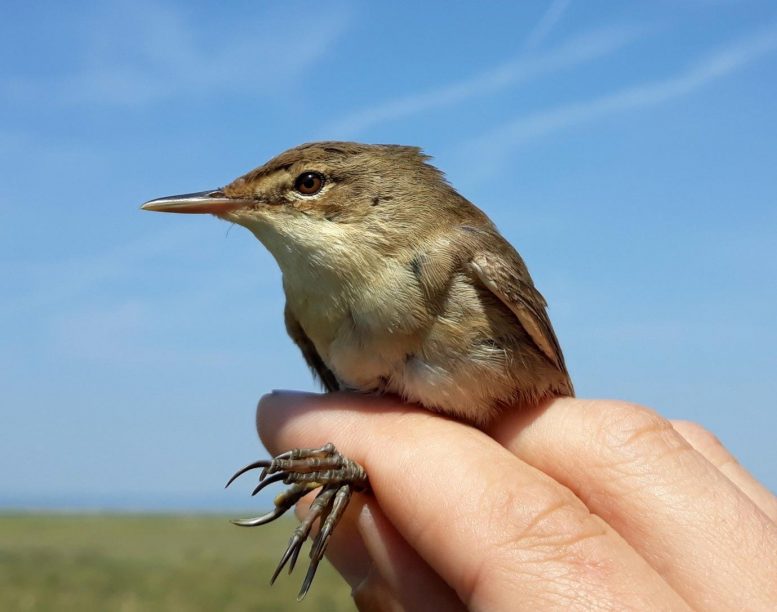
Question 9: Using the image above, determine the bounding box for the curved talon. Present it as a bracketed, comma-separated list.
[230, 506, 286, 527]
[299, 558, 323, 600]
[251, 472, 286, 496]
[228, 445, 368, 599]
[288, 540, 302, 574]
[271, 539, 300, 585]
[270, 486, 337, 584]
[225, 459, 271, 488]
[298, 485, 352, 599]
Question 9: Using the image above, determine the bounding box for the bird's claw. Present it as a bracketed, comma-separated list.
[226, 443, 369, 599]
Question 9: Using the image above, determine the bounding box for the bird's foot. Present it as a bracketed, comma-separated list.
[226, 443, 369, 599]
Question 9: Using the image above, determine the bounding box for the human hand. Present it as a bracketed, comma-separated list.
[257, 392, 777, 611]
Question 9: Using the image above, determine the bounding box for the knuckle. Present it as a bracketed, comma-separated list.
[500, 481, 580, 543]
[673, 419, 725, 451]
[501, 482, 604, 560]
[591, 400, 678, 460]
[673, 419, 742, 473]
[461, 480, 609, 607]
[583, 401, 712, 498]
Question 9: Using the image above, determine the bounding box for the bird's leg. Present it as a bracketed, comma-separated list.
[226, 443, 369, 599]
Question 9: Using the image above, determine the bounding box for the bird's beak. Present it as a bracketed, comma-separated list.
[140, 190, 250, 215]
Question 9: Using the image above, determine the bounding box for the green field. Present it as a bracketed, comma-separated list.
[0, 513, 354, 611]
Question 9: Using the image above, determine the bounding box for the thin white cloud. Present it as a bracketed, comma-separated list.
[466, 24, 777, 171]
[2, 0, 349, 106]
[524, 0, 572, 50]
[322, 23, 643, 137]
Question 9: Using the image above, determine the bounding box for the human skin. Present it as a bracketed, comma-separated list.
[256, 392, 777, 611]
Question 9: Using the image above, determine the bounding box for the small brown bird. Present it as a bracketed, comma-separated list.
[142, 142, 573, 597]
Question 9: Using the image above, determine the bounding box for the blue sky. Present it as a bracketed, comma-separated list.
[1, 0, 775, 510]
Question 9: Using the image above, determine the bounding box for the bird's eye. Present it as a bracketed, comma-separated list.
[294, 172, 324, 195]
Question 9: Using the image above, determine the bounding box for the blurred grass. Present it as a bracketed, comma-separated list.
[0, 513, 354, 611]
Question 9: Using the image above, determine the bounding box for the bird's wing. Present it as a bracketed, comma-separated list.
[469, 250, 568, 374]
[284, 304, 340, 392]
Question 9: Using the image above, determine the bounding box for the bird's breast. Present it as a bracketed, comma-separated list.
[286, 257, 431, 387]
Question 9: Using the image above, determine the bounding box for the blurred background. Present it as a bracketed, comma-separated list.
[1, 0, 776, 609]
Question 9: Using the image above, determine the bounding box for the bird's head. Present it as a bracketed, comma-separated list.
[142, 142, 460, 271]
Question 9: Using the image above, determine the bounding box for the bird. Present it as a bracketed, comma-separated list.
[141, 142, 573, 598]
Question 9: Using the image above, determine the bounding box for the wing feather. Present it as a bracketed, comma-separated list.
[284, 305, 340, 392]
[469, 251, 569, 376]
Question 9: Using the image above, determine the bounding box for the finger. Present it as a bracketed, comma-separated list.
[258, 391, 689, 610]
[489, 398, 777, 611]
[671, 420, 777, 522]
[297, 493, 465, 611]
